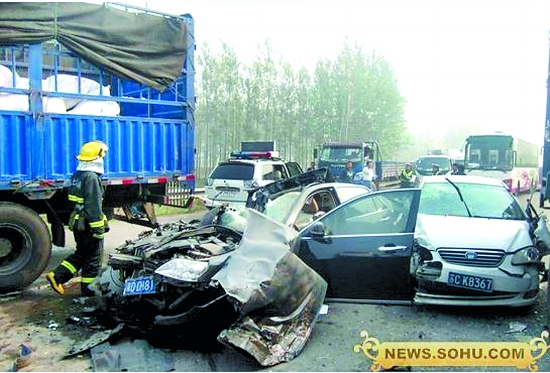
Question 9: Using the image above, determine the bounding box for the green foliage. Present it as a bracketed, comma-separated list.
[195, 39, 409, 181]
[154, 198, 207, 216]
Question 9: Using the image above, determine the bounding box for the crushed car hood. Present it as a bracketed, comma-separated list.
[93, 208, 327, 367]
[213, 209, 328, 366]
[415, 214, 533, 251]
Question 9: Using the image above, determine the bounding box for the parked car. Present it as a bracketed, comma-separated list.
[202, 150, 303, 209]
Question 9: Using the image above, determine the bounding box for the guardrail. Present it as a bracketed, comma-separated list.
[378, 180, 401, 190]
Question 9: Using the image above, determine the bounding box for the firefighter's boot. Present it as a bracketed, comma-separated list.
[46, 272, 65, 295]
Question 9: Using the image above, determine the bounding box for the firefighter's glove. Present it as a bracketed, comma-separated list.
[91, 227, 105, 240]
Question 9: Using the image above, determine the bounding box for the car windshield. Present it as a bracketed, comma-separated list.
[262, 190, 301, 224]
[210, 163, 254, 180]
[319, 147, 363, 162]
[416, 157, 451, 175]
[418, 181, 525, 220]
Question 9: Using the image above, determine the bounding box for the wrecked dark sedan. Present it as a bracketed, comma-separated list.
[95, 208, 327, 367]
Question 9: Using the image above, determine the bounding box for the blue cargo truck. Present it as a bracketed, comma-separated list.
[314, 141, 383, 187]
[0, 2, 195, 293]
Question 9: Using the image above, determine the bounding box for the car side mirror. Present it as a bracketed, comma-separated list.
[307, 221, 326, 237]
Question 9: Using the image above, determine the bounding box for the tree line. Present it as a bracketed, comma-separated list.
[194, 40, 410, 183]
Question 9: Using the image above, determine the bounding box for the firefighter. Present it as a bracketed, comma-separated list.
[46, 140, 109, 296]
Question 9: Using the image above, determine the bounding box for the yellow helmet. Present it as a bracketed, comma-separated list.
[76, 140, 109, 161]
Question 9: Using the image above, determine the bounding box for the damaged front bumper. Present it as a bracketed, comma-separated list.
[414, 260, 541, 307]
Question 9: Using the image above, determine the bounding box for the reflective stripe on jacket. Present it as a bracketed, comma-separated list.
[68, 170, 106, 229]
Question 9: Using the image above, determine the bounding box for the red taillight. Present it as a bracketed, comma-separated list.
[178, 174, 195, 181]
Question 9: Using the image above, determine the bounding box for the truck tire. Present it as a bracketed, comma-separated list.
[0, 202, 52, 293]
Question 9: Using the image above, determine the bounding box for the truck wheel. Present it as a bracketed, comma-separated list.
[0, 202, 52, 293]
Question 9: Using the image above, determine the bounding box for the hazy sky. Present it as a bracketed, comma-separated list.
[118, 0, 550, 146]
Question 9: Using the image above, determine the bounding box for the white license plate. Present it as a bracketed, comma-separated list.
[221, 190, 238, 197]
[447, 272, 493, 293]
[123, 276, 156, 296]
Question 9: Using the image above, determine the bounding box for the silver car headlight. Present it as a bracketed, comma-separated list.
[154, 258, 209, 282]
[511, 246, 540, 265]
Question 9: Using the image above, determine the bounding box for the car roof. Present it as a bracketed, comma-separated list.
[420, 175, 506, 187]
[301, 181, 369, 193]
[224, 158, 284, 164]
[417, 155, 451, 159]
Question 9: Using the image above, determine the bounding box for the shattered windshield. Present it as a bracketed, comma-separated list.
[263, 190, 301, 224]
[418, 181, 525, 220]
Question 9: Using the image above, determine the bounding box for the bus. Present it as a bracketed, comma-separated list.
[463, 132, 540, 194]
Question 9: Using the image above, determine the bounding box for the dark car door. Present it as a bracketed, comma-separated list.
[297, 189, 421, 303]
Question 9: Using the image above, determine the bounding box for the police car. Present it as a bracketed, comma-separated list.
[203, 149, 303, 209]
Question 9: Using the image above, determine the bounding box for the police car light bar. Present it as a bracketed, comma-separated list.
[229, 150, 280, 160]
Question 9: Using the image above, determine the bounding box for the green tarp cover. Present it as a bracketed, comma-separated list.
[0, 2, 188, 91]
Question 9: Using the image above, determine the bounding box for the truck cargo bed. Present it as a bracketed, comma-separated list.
[0, 111, 193, 188]
[0, 3, 195, 193]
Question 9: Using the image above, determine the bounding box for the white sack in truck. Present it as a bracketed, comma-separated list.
[0, 94, 28, 111]
[42, 74, 111, 110]
[68, 100, 120, 116]
[0, 65, 27, 110]
[0, 64, 18, 93]
[42, 97, 67, 113]
[15, 77, 66, 113]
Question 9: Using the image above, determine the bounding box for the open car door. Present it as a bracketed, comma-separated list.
[297, 189, 421, 303]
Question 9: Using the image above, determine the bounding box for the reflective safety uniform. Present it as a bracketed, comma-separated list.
[399, 169, 415, 188]
[50, 170, 108, 296]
